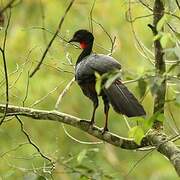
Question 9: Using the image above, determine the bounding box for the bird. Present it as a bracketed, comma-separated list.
[68, 29, 146, 133]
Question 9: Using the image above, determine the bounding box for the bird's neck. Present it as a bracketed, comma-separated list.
[76, 44, 93, 65]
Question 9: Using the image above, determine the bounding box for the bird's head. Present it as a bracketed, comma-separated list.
[68, 29, 94, 49]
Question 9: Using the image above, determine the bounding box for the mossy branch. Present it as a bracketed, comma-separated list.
[0, 104, 180, 175]
[152, 0, 166, 129]
[143, 1, 180, 176]
[0, 103, 146, 150]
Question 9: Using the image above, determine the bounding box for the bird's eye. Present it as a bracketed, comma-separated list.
[76, 35, 82, 40]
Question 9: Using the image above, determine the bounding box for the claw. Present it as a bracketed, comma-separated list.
[90, 119, 95, 126]
[101, 127, 109, 135]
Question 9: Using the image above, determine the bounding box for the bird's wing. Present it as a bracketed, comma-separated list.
[87, 54, 121, 74]
[75, 54, 121, 83]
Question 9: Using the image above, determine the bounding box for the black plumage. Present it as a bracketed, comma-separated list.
[69, 29, 146, 132]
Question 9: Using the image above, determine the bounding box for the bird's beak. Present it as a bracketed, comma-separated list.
[68, 37, 78, 43]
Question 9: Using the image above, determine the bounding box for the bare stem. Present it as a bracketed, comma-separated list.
[152, 0, 166, 129]
[0, 10, 11, 125]
[29, 0, 75, 77]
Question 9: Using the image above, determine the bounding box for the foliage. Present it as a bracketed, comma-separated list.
[0, 0, 179, 179]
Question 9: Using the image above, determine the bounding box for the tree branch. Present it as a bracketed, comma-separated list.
[0, 10, 11, 125]
[0, 103, 146, 150]
[151, 0, 166, 129]
[29, 0, 75, 77]
[0, 0, 17, 14]
[147, 130, 180, 176]
[15, 115, 55, 169]
[175, 0, 180, 10]
[1, 104, 180, 175]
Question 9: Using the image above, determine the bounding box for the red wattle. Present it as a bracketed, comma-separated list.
[80, 41, 88, 49]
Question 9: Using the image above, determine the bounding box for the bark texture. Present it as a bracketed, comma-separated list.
[0, 104, 180, 175]
[152, 0, 166, 129]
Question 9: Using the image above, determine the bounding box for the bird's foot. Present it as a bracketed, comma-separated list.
[101, 127, 109, 135]
[89, 120, 95, 126]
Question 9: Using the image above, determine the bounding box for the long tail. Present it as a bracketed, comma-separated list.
[103, 80, 146, 117]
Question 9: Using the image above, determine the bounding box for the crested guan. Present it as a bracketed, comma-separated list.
[69, 29, 146, 132]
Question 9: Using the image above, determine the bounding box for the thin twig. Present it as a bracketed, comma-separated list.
[0, 142, 29, 158]
[1, 143, 29, 157]
[138, 0, 153, 11]
[175, 0, 180, 10]
[39, 0, 48, 46]
[0, 49, 35, 104]
[127, 133, 180, 175]
[29, 0, 75, 77]
[15, 115, 55, 171]
[0, 10, 11, 125]
[30, 82, 64, 107]
[31, 59, 74, 74]
[125, 149, 154, 177]
[55, 77, 75, 110]
[28, 26, 80, 49]
[123, 115, 131, 130]
[3, 156, 54, 174]
[62, 124, 102, 145]
[22, 71, 30, 107]
[126, 13, 153, 23]
[0, 0, 16, 14]
[165, 12, 180, 21]
[92, 19, 116, 55]
[127, 1, 154, 65]
[89, 0, 96, 33]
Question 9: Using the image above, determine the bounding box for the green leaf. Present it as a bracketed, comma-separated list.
[175, 93, 180, 107]
[174, 46, 180, 59]
[37, 176, 46, 180]
[175, 32, 180, 40]
[77, 149, 87, 164]
[143, 113, 156, 130]
[80, 176, 89, 180]
[137, 78, 147, 98]
[105, 72, 121, 89]
[153, 33, 162, 41]
[95, 72, 102, 95]
[130, 116, 145, 124]
[157, 15, 167, 31]
[156, 113, 165, 123]
[143, 112, 164, 131]
[160, 33, 171, 48]
[128, 126, 144, 145]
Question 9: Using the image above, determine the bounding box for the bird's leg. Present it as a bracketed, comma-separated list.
[90, 98, 99, 125]
[102, 95, 110, 134]
[102, 103, 110, 133]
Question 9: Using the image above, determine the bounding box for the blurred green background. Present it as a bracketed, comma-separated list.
[0, 0, 179, 179]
